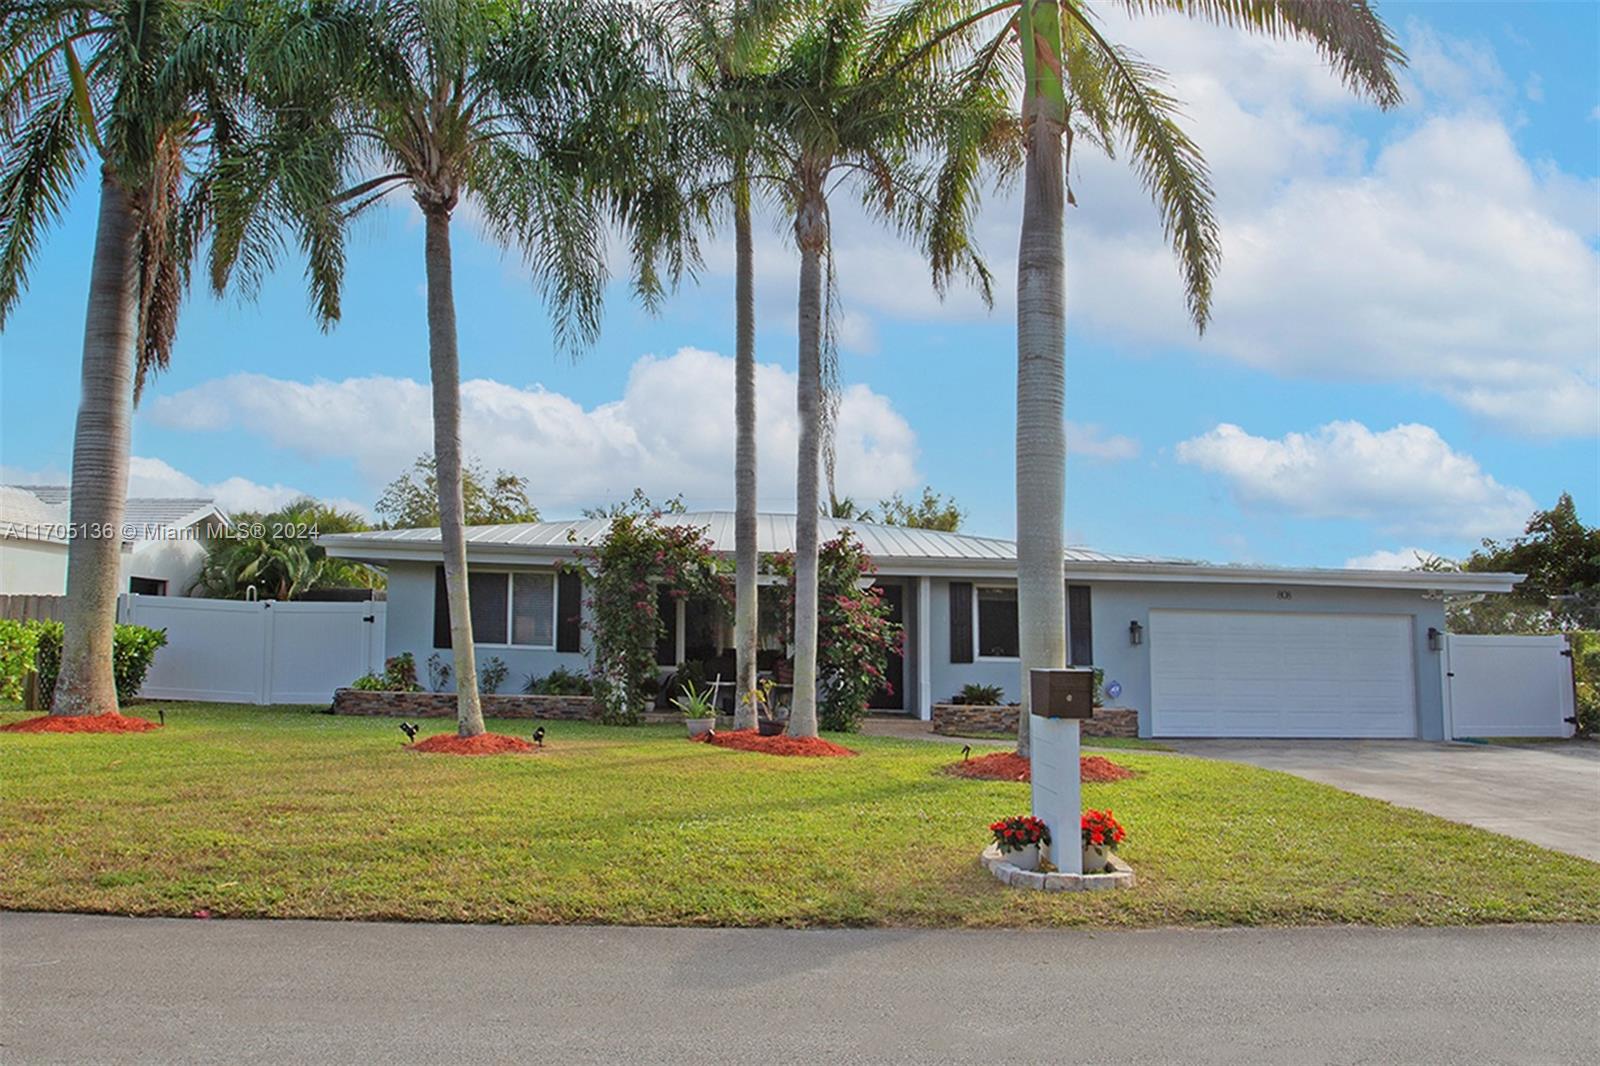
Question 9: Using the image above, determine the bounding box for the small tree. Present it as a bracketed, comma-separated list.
[1460, 493, 1599, 632]
[878, 487, 964, 532]
[192, 497, 379, 600]
[376, 454, 540, 529]
[769, 531, 900, 732]
[577, 503, 727, 725]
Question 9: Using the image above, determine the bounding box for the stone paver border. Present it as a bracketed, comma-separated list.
[981, 843, 1136, 892]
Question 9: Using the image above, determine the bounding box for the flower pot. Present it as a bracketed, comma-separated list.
[1000, 843, 1040, 871]
[1082, 844, 1110, 874]
[685, 717, 715, 738]
[757, 718, 787, 737]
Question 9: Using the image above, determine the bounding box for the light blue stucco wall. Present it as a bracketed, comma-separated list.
[1088, 581, 1447, 739]
[384, 561, 591, 692]
[921, 575, 1447, 739]
[926, 577, 1027, 705]
[387, 561, 1448, 736]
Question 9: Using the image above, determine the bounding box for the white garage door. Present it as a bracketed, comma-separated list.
[1150, 610, 1417, 738]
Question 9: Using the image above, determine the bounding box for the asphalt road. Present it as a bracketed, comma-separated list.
[3, 914, 1598, 1064]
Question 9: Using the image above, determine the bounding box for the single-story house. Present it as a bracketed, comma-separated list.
[321, 512, 1522, 740]
[1, 485, 228, 596]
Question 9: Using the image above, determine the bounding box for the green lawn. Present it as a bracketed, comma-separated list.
[3, 704, 1597, 927]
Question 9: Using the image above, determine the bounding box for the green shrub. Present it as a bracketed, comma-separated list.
[1571, 631, 1599, 737]
[479, 656, 508, 694]
[523, 666, 592, 696]
[0, 619, 43, 703]
[350, 653, 423, 693]
[954, 682, 1005, 706]
[383, 652, 421, 692]
[32, 621, 168, 708]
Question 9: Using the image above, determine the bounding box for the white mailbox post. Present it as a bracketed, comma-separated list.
[1028, 668, 1092, 874]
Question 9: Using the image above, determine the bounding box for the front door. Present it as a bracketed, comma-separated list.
[868, 583, 905, 710]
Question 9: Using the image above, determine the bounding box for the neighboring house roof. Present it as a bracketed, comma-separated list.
[0, 485, 70, 543]
[10, 486, 226, 540]
[320, 511, 1524, 594]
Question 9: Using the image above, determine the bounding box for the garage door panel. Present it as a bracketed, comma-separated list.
[1150, 610, 1416, 738]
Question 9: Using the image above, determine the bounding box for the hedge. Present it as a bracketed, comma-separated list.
[25, 621, 167, 709]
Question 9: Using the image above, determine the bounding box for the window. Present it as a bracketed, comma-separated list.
[128, 577, 167, 596]
[975, 586, 1019, 659]
[435, 568, 573, 650]
[462, 571, 556, 648]
[468, 572, 509, 644]
[511, 573, 555, 647]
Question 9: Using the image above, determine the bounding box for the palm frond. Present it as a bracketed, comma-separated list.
[1063, 14, 1220, 330]
[1114, 0, 1405, 108]
[0, 88, 87, 324]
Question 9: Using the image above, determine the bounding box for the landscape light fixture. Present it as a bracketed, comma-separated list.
[1129, 620, 1144, 646]
[1427, 627, 1442, 652]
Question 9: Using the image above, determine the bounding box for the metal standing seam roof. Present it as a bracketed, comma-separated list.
[318, 511, 1526, 593]
[318, 511, 1177, 566]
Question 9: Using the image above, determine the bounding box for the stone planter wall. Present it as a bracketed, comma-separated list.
[931, 703, 1139, 738]
[331, 689, 597, 720]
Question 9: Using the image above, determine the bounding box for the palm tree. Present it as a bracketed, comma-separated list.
[668, 0, 806, 731]
[888, 0, 1403, 755]
[759, 0, 1011, 737]
[0, 0, 253, 716]
[210, 0, 682, 737]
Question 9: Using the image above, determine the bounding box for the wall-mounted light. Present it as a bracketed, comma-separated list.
[1129, 620, 1144, 646]
[1427, 626, 1442, 652]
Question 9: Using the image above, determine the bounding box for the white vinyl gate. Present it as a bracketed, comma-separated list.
[119, 594, 386, 704]
[1443, 634, 1576, 739]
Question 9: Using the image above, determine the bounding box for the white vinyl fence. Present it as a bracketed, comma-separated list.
[1443, 634, 1576, 739]
[119, 594, 386, 705]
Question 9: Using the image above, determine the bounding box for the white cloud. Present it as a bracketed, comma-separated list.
[1345, 547, 1447, 571]
[148, 348, 922, 512]
[126, 457, 367, 515]
[1065, 421, 1140, 462]
[2, 457, 355, 516]
[747, 13, 1600, 439]
[1175, 420, 1534, 537]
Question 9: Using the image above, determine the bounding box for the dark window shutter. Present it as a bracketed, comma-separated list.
[949, 582, 973, 663]
[556, 571, 583, 653]
[655, 585, 678, 666]
[1067, 584, 1093, 666]
[432, 566, 451, 649]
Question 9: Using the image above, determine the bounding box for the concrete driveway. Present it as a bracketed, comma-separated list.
[1170, 739, 1600, 862]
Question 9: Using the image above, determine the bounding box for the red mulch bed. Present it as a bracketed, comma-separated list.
[945, 751, 1134, 783]
[408, 732, 537, 755]
[0, 712, 161, 733]
[691, 729, 856, 757]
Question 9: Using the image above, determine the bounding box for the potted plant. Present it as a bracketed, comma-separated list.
[674, 681, 717, 738]
[748, 677, 788, 736]
[1081, 809, 1126, 873]
[989, 815, 1050, 871]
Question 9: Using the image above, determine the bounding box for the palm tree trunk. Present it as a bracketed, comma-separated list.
[789, 185, 826, 739]
[1014, 106, 1068, 759]
[732, 165, 759, 730]
[423, 207, 485, 738]
[53, 168, 139, 717]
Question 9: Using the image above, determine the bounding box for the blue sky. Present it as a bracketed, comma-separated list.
[2, 2, 1596, 569]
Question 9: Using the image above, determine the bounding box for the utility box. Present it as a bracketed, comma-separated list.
[1029, 667, 1095, 719]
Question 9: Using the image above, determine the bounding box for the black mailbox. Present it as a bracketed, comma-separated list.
[1029, 667, 1095, 719]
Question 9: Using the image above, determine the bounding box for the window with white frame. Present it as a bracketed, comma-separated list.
[975, 586, 1019, 659]
[467, 571, 556, 647]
